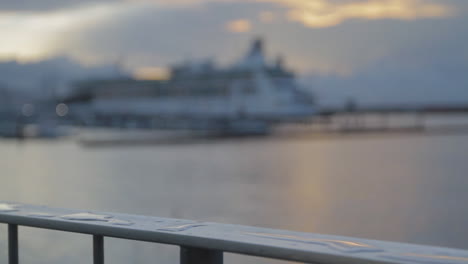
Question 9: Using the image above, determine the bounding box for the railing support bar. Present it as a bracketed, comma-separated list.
[180, 246, 223, 264]
[93, 235, 104, 264]
[8, 224, 19, 264]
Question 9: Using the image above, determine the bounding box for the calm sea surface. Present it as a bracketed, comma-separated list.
[1, 131, 468, 263]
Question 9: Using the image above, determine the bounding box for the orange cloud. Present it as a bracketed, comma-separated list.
[127, 0, 455, 28]
[134, 66, 170, 80]
[259, 0, 455, 28]
[226, 19, 252, 33]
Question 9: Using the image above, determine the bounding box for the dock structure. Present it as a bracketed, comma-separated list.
[2, 202, 468, 264]
[319, 104, 468, 116]
[311, 104, 468, 134]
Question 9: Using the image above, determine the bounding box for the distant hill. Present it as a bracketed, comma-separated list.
[0, 57, 126, 101]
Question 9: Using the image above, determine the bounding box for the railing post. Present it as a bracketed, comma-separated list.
[180, 246, 223, 264]
[8, 224, 18, 264]
[93, 235, 104, 264]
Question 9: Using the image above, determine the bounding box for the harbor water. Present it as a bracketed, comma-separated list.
[1, 131, 468, 263]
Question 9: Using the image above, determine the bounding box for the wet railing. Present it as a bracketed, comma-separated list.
[1, 202, 468, 264]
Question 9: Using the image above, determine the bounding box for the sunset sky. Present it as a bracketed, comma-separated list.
[1, 0, 467, 103]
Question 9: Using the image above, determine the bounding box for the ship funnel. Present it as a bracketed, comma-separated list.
[241, 37, 266, 69]
[248, 38, 265, 58]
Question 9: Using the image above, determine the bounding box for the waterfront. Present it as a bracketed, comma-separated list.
[1, 132, 468, 263]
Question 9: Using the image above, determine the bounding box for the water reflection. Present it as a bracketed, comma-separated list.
[158, 223, 206, 232]
[243, 232, 381, 253]
[0, 203, 18, 212]
[61, 212, 112, 222]
[25, 212, 55, 218]
[108, 219, 134, 226]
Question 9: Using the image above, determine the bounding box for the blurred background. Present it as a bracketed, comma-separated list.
[1, 0, 468, 263]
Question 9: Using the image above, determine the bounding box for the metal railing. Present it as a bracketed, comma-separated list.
[1, 202, 468, 264]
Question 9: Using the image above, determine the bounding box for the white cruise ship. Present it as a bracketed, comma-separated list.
[67, 38, 316, 135]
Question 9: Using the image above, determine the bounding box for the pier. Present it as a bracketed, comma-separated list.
[2, 202, 468, 264]
[309, 104, 468, 134]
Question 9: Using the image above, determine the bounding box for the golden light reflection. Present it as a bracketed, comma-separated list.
[134, 67, 170, 80]
[226, 19, 252, 33]
[258, 0, 455, 28]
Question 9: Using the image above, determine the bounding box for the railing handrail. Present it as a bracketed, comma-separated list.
[1, 202, 468, 264]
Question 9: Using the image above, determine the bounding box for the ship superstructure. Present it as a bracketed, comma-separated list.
[67, 38, 315, 134]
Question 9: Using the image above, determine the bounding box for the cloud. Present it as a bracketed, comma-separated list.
[0, 3, 132, 61]
[0, 0, 466, 78]
[0, 0, 230, 11]
[48, 1, 271, 68]
[304, 16, 468, 105]
[0, 0, 118, 11]
[259, 11, 275, 23]
[0, 0, 466, 105]
[262, 0, 455, 28]
[121, 0, 457, 28]
[226, 19, 252, 33]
